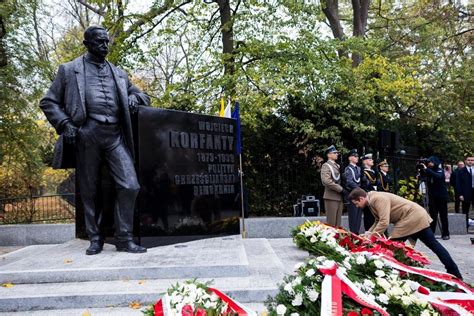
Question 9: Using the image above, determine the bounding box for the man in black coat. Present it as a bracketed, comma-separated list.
[456, 156, 474, 231]
[40, 26, 150, 255]
[450, 161, 465, 213]
[421, 156, 450, 240]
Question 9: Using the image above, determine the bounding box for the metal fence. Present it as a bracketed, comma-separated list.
[0, 194, 75, 224]
[245, 161, 322, 217]
[244, 156, 457, 217]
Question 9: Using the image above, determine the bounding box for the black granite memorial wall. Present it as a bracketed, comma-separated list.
[137, 107, 240, 237]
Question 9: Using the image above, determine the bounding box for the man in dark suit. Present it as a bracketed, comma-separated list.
[421, 156, 450, 240]
[450, 161, 465, 213]
[456, 156, 474, 231]
[40, 26, 150, 255]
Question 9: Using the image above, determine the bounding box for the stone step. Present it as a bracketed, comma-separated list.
[0, 276, 277, 312]
[0, 303, 268, 315]
[0, 238, 286, 312]
[0, 237, 249, 284]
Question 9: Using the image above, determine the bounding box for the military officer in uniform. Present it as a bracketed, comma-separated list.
[344, 149, 362, 234]
[377, 159, 392, 192]
[361, 153, 379, 231]
[320, 145, 344, 226]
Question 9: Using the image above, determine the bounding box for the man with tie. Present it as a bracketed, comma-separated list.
[456, 156, 474, 231]
[450, 160, 465, 213]
[40, 26, 150, 255]
[344, 149, 362, 234]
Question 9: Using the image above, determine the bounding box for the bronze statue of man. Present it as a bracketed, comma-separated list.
[40, 26, 149, 255]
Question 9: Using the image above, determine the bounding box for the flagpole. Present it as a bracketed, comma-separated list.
[239, 153, 246, 239]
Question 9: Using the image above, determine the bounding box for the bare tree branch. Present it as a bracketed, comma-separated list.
[76, 0, 105, 16]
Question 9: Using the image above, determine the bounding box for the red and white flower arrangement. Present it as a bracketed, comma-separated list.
[143, 279, 256, 316]
[265, 221, 474, 315]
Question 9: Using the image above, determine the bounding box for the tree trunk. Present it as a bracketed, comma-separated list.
[351, 0, 370, 66]
[321, 0, 347, 58]
[0, 12, 7, 67]
[216, 0, 235, 98]
[322, 0, 370, 66]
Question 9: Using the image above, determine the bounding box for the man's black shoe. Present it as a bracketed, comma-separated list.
[86, 240, 104, 255]
[116, 241, 147, 253]
[442, 235, 450, 240]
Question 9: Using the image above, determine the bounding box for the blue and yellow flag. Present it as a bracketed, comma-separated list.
[219, 96, 225, 117]
[232, 101, 242, 155]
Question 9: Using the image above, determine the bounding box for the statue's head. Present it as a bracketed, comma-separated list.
[83, 26, 109, 59]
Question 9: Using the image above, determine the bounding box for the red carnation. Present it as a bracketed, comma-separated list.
[361, 308, 373, 315]
[347, 311, 360, 316]
[181, 305, 194, 316]
[195, 308, 207, 316]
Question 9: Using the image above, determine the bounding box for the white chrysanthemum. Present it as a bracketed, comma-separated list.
[276, 304, 287, 315]
[284, 283, 295, 295]
[292, 293, 303, 306]
[294, 262, 304, 271]
[373, 259, 384, 269]
[305, 269, 315, 277]
[377, 293, 389, 305]
[322, 260, 335, 267]
[401, 295, 414, 305]
[376, 278, 391, 291]
[388, 286, 405, 297]
[310, 236, 317, 243]
[292, 276, 302, 286]
[339, 267, 347, 275]
[363, 279, 375, 289]
[356, 255, 366, 265]
[420, 310, 431, 316]
[290, 313, 300, 316]
[402, 283, 412, 294]
[375, 270, 386, 277]
[307, 289, 319, 302]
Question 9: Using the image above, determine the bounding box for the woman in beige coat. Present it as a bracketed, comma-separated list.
[349, 188, 462, 279]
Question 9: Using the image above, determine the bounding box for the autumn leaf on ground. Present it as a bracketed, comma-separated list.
[64, 259, 73, 264]
[81, 311, 91, 316]
[129, 301, 141, 309]
[1, 283, 14, 288]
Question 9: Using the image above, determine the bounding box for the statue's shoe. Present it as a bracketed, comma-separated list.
[115, 241, 147, 253]
[85, 240, 104, 255]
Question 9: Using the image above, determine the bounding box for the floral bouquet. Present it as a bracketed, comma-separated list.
[292, 221, 429, 267]
[353, 234, 430, 267]
[281, 221, 474, 315]
[266, 254, 440, 316]
[143, 279, 256, 316]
